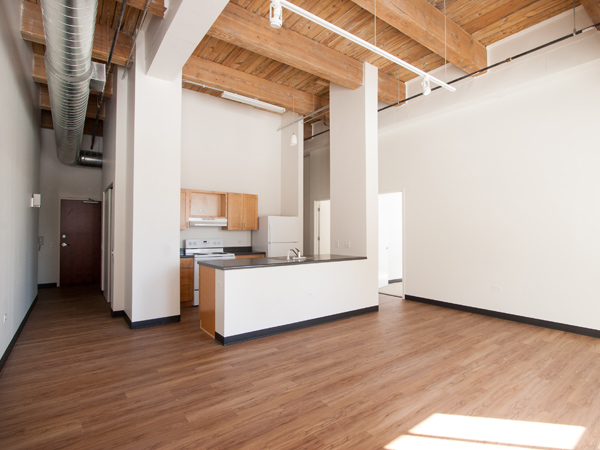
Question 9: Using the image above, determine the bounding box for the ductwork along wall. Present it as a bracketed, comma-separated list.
[41, 0, 102, 167]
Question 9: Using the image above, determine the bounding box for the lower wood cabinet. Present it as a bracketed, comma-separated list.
[235, 254, 265, 260]
[180, 258, 194, 306]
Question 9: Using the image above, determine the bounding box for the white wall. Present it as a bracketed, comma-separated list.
[180, 90, 283, 248]
[378, 13, 600, 329]
[38, 131, 103, 284]
[0, 0, 41, 359]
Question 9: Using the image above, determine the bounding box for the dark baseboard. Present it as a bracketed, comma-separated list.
[111, 310, 125, 318]
[216, 305, 379, 346]
[388, 278, 403, 284]
[38, 283, 57, 289]
[0, 295, 39, 373]
[124, 314, 181, 330]
[405, 295, 600, 339]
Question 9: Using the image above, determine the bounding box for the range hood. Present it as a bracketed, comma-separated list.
[189, 217, 228, 227]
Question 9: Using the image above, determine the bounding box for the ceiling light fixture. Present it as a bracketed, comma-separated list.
[221, 91, 286, 114]
[270, 0, 283, 29]
[421, 77, 431, 96]
[270, 0, 456, 93]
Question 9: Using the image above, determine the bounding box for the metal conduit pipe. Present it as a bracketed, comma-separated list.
[40, 0, 101, 167]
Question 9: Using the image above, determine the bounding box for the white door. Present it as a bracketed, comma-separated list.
[314, 200, 331, 255]
[378, 192, 403, 289]
[378, 196, 390, 288]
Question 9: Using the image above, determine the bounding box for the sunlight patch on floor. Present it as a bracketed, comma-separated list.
[385, 414, 585, 450]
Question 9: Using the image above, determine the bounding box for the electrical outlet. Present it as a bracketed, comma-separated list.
[3, 314, 7, 323]
[492, 285, 501, 292]
[335, 240, 340, 248]
[344, 240, 351, 248]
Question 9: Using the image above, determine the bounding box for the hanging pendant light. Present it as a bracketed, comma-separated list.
[290, 80, 297, 146]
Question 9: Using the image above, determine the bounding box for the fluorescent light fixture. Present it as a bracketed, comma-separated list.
[274, 0, 456, 93]
[221, 91, 286, 114]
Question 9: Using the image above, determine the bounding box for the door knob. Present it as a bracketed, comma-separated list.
[61, 243, 68, 247]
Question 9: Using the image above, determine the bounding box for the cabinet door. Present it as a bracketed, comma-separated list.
[180, 190, 189, 230]
[224, 193, 244, 230]
[243, 194, 258, 230]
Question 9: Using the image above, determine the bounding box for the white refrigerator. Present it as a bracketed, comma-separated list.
[252, 216, 301, 257]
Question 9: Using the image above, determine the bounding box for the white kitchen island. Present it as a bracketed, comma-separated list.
[197, 255, 378, 345]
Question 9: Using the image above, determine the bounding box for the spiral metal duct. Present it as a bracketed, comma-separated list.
[40, 0, 102, 167]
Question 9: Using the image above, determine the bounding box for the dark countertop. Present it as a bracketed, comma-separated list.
[196, 254, 366, 270]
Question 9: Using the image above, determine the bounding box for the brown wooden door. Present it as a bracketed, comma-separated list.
[60, 199, 102, 285]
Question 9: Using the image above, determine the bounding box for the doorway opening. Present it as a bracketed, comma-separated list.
[378, 192, 403, 298]
[314, 200, 330, 255]
[59, 199, 102, 286]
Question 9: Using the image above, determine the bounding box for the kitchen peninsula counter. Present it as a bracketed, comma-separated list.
[197, 254, 366, 270]
[196, 254, 377, 345]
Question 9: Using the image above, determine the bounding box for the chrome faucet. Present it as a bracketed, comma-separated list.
[288, 248, 301, 259]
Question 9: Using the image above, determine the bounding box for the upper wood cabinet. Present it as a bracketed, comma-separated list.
[180, 189, 189, 230]
[189, 191, 227, 219]
[224, 193, 258, 231]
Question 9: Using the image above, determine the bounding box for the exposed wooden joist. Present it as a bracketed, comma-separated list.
[208, 2, 404, 104]
[115, 0, 166, 18]
[183, 56, 325, 116]
[581, 0, 600, 30]
[41, 110, 104, 137]
[40, 85, 105, 120]
[21, 1, 134, 67]
[33, 54, 114, 98]
[351, 0, 487, 75]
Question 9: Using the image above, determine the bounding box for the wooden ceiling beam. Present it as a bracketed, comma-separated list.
[351, 0, 487, 74]
[40, 85, 105, 120]
[21, 1, 134, 67]
[581, 0, 600, 30]
[115, 0, 166, 18]
[33, 54, 114, 98]
[207, 2, 404, 104]
[183, 56, 326, 116]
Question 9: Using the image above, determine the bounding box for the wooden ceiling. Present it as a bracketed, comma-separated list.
[21, 0, 596, 136]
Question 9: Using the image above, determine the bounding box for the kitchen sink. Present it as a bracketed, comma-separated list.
[269, 256, 313, 262]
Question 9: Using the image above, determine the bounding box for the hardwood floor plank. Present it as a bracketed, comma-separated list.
[2, 285, 600, 448]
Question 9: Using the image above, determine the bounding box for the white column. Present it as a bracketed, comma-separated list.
[127, 30, 182, 323]
[330, 62, 379, 261]
[329, 62, 379, 303]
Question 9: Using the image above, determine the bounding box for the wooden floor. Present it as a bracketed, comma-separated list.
[2, 286, 600, 449]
